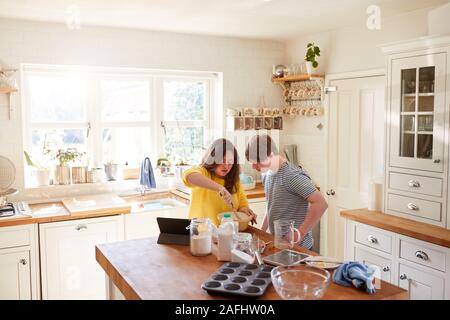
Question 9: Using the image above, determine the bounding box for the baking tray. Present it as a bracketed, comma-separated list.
[201, 262, 273, 297]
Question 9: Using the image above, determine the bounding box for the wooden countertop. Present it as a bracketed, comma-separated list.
[96, 226, 408, 300]
[0, 190, 180, 228]
[170, 183, 266, 202]
[341, 209, 450, 248]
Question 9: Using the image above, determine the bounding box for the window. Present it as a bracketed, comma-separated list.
[23, 65, 218, 186]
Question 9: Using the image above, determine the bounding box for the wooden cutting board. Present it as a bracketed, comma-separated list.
[62, 193, 131, 214]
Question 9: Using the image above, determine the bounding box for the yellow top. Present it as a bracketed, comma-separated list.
[182, 166, 249, 226]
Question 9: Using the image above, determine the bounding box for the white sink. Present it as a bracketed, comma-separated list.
[131, 198, 187, 213]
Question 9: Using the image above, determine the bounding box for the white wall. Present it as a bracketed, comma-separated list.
[282, 7, 433, 189]
[0, 18, 284, 202]
[428, 2, 450, 35]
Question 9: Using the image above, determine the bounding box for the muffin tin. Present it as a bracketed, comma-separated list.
[201, 262, 274, 297]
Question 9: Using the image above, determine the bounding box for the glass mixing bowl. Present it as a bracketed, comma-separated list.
[270, 265, 331, 300]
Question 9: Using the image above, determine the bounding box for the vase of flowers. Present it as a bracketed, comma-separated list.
[52, 148, 86, 185]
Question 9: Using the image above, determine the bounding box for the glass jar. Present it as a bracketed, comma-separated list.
[188, 218, 213, 256]
[231, 233, 255, 263]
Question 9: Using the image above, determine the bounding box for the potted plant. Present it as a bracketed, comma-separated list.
[304, 43, 321, 74]
[52, 148, 85, 185]
[24, 151, 50, 186]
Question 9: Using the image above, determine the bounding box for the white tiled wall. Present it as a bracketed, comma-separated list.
[0, 18, 284, 201]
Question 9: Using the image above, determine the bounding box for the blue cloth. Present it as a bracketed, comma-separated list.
[333, 262, 376, 294]
[140, 157, 156, 189]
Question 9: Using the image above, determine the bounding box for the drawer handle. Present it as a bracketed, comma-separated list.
[399, 274, 408, 280]
[407, 203, 419, 211]
[433, 159, 441, 164]
[367, 235, 378, 244]
[19, 259, 27, 265]
[408, 180, 421, 188]
[382, 266, 390, 272]
[75, 225, 88, 231]
[415, 250, 429, 261]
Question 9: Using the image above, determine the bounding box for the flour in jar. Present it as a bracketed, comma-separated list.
[190, 234, 212, 256]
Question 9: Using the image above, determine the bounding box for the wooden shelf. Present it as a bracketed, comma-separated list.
[0, 87, 18, 94]
[272, 74, 324, 83]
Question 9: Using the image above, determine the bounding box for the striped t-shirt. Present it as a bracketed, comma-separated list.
[262, 161, 317, 249]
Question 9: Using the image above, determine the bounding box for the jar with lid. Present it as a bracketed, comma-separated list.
[231, 233, 255, 264]
[188, 218, 213, 256]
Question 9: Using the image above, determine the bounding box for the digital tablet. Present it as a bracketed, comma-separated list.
[262, 249, 311, 266]
[156, 217, 191, 246]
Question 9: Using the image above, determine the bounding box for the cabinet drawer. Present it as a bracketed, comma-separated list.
[387, 193, 442, 222]
[354, 224, 392, 254]
[0, 225, 33, 249]
[389, 172, 442, 197]
[399, 238, 446, 272]
[354, 246, 392, 284]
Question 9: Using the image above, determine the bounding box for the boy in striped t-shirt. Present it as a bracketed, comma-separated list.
[245, 134, 328, 249]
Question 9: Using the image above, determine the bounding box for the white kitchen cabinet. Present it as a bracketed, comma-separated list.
[0, 248, 31, 300]
[124, 199, 188, 240]
[0, 224, 39, 300]
[345, 219, 450, 299]
[248, 198, 267, 230]
[398, 263, 445, 300]
[354, 246, 393, 284]
[39, 215, 123, 300]
[382, 36, 450, 228]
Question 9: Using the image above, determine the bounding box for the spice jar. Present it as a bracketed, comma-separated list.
[188, 218, 213, 256]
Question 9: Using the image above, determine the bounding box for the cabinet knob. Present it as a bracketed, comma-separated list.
[367, 235, 378, 244]
[19, 259, 27, 265]
[382, 266, 390, 272]
[415, 250, 429, 261]
[399, 274, 408, 280]
[326, 189, 335, 196]
[75, 225, 88, 231]
[407, 203, 419, 211]
[433, 159, 441, 164]
[408, 180, 420, 188]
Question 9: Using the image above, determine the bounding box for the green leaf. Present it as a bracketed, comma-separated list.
[312, 61, 319, 68]
[307, 43, 313, 48]
[24, 151, 38, 168]
[314, 47, 320, 54]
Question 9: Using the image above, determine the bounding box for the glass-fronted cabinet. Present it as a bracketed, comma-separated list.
[390, 53, 446, 172]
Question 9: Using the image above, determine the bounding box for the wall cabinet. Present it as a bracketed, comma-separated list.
[345, 220, 450, 300]
[383, 36, 450, 228]
[0, 224, 39, 299]
[39, 215, 123, 299]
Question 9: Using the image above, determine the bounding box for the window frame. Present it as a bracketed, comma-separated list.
[22, 64, 218, 187]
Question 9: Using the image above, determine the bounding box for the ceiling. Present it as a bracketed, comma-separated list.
[0, 0, 448, 40]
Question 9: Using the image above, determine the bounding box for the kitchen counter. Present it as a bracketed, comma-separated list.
[341, 208, 450, 248]
[170, 183, 266, 202]
[95, 226, 408, 300]
[0, 190, 181, 228]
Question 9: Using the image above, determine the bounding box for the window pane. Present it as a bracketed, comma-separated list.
[164, 81, 205, 121]
[27, 74, 86, 122]
[164, 127, 204, 165]
[101, 80, 150, 122]
[31, 129, 87, 166]
[102, 127, 151, 167]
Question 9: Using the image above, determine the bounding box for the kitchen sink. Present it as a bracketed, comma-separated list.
[131, 198, 187, 213]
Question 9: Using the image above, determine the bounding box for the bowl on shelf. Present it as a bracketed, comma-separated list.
[270, 265, 330, 300]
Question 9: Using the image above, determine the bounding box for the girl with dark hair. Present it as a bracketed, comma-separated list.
[182, 138, 256, 226]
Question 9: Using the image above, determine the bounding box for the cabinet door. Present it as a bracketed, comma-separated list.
[354, 246, 392, 284]
[40, 217, 119, 299]
[0, 249, 31, 300]
[248, 200, 267, 229]
[389, 53, 446, 172]
[398, 263, 445, 300]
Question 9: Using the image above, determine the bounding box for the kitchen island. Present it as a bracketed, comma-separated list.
[96, 226, 408, 300]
